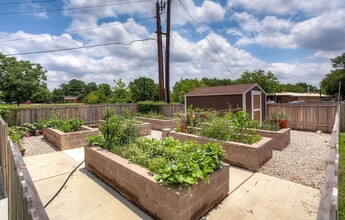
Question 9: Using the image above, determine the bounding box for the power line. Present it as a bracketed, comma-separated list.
[170, 35, 204, 75]
[4, 38, 156, 56]
[0, 0, 60, 5]
[0, 0, 153, 15]
[0, 16, 155, 43]
[178, 0, 236, 80]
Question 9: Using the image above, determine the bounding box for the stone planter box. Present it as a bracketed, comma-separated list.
[98, 120, 151, 136]
[162, 129, 273, 171]
[137, 117, 176, 130]
[85, 147, 229, 220]
[43, 126, 99, 150]
[255, 128, 290, 150]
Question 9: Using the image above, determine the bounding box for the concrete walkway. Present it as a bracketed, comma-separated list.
[21, 130, 322, 220]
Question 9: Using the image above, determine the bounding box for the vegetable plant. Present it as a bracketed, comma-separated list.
[87, 112, 226, 186]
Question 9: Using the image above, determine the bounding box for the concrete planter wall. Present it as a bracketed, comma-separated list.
[85, 147, 229, 220]
[137, 117, 176, 130]
[255, 128, 290, 150]
[162, 130, 273, 171]
[98, 120, 151, 136]
[43, 126, 99, 150]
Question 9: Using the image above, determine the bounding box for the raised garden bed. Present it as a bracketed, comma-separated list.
[255, 128, 290, 150]
[98, 120, 151, 136]
[137, 117, 176, 130]
[43, 126, 99, 150]
[162, 129, 273, 171]
[85, 146, 229, 219]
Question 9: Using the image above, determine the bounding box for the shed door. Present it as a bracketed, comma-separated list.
[251, 91, 262, 124]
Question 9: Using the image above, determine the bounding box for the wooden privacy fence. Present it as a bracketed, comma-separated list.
[267, 103, 338, 133]
[0, 116, 48, 219]
[317, 104, 340, 220]
[6, 104, 184, 126]
[0, 116, 8, 197]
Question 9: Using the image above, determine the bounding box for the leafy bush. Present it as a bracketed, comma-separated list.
[137, 111, 165, 119]
[89, 136, 225, 186]
[41, 118, 84, 132]
[137, 101, 165, 114]
[87, 112, 225, 186]
[200, 111, 262, 144]
[259, 120, 280, 131]
[8, 126, 28, 149]
[99, 114, 139, 150]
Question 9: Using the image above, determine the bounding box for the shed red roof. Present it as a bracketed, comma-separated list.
[185, 83, 263, 96]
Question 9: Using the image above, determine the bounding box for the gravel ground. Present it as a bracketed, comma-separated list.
[22, 135, 59, 156]
[259, 130, 330, 191]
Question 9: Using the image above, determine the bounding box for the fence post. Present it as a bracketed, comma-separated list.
[340, 102, 345, 132]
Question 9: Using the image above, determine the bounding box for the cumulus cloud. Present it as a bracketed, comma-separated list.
[267, 62, 331, 86]
[227, 0, 345, 16]
[0, 0, 335, 91]
[230, 9, 345, 52]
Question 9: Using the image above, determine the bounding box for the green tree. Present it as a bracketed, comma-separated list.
[201, 77, 233, 86]
[280, 84, 305, 93]
[295, 82, 318, 93]
[83, 91, 101, 104]
[331, 52, 345, 69]
[321, 53, 345, 100]
[85, 82, 98, 94]
[59, 79, 87, 98]
[110, 79, 132, 103]
[31, 83, 52, 103]
[172, 78, 204, 103]
[236, 70, 280, 94]
[0, 53, 47, 105]
[128, 77, 158, 102]
[52, 88, 64, 103]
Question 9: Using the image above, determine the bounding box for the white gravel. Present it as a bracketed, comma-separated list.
[259, 130, 330, 191]
[22, 135, 59, 156]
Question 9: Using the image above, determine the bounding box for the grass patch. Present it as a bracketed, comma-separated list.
[339, 132, 345, 219]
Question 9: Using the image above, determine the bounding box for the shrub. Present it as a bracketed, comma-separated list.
[99, 114, 139, 150]
[137, 101, 165, 114]
[200, 110, 262, 144]
[42, 118, 84, 132]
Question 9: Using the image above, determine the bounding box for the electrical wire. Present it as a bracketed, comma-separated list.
[178, 0, 236, 80]
[0, 0, 153, 15]
[170, 35, 204, 75]
[44, 160, 85, 208]
[0, 0, 61, 5]
[4, 38, 157, 56]
[0, 16, 155, 43]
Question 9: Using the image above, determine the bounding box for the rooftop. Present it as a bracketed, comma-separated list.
[185, 83, 264, 96]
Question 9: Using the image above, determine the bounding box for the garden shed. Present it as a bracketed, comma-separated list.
[185, 83, 267, 123]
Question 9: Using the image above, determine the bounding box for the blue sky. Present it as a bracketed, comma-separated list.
[0, 0, 344, 90]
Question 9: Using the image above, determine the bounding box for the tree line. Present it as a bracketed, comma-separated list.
[0, 52, 344, 105]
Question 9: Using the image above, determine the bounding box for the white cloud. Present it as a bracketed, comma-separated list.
[267, 62, 331, 86]
[227, 0, 345, 16]
[230, 9, 345, 52]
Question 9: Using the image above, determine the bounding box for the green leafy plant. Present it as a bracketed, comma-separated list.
[137, 101, 165, 114]
[41, 117, 84, 132]
[199, 111, 262, 144]
[137, 111, 165, 119]
[99, 114, 139, 150]
[271, 112, 288, 120]
[99, 137, 225, 186]
[8, 126, 28, 150]
[259, 120, 280, 131]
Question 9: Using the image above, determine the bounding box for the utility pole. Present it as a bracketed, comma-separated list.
[156, 0, 165, 101]
[165, 0, 171, 103]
